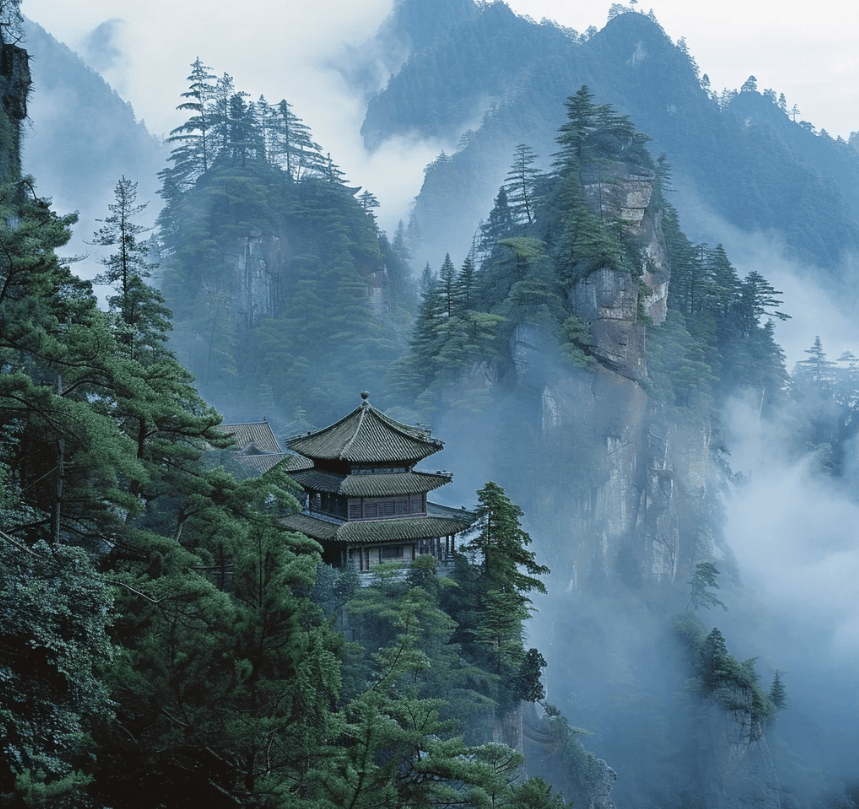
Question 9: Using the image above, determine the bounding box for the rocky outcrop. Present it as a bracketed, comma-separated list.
[692, 705, 782, 809]
[224, 229, 286, 330]
[569, 267, 647, 380]
[506, 159, 711, 585]
[0, 41, 29, 181]
[523, 706, 616, 809]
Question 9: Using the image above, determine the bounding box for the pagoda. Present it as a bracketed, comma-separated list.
[282, 393, 474, 572]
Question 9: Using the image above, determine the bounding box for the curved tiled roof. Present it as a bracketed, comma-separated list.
[282, 513, 472, 545]
[291, 469, 450, 497]
[219, 421, 282, 454]
[286, 396, 443, 463]
[338, 516, 471, 544]
[282, 513, 340, 542]
[236, 453, 314, 475]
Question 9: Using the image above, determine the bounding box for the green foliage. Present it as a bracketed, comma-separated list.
[504, 143, 542, 226]
[0, 535, 114, 806]
[158, 62, 406, 425]
[330, 561, 568, 809]
[439, 483, 551, 713]
[674, 615, 777, 727]
[646, 309, 716, 416]
[686, 562, 728, 612]
[661, 202, 788, 408]
[559, 314, 594, 367]
[395, 254, 505, 415]
[769, 669, 787, 711]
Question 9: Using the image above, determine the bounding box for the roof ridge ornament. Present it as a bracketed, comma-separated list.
[341, 400, 367, 459]
[361, 390, 370, 406]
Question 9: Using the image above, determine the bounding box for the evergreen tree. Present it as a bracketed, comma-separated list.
[91, 176, 164, 358]
[769, 669, 787, 711]
[479, 187, 515, 255]
[454, 253, 477, 312]
[438, 252, 457, 317]
[687, 562, 727, 612]
[267, 98, 325, 179]
[163, 58, 217, 190]
[554, 85, 603, 176]
[505, 143, 541, 226]
[455, 483, 550, 706]
[469, 482, 549, 602]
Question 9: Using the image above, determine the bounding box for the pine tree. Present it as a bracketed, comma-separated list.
[91, 177, 164, 358]
[504, 143, 541, 226]
[479, 187, 515, 256]
[266, 98, 324, 179]
[687, 562, 727, 612]
[768, 669, 786, 711]
[554, 85, 604, 175]
[454, 253, 477, 312]
[461, 483, 550, 701]
[164, 58, 217, 189]
[438, 252, 457, 317]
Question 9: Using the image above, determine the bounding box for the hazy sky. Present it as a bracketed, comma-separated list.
[23, 0, 859, 155]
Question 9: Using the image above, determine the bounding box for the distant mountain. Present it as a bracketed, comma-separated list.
[364, 4, 859, 278]
[21, 18, 165, 276]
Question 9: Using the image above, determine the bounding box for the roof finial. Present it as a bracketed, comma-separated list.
[360, 391, 370, 406]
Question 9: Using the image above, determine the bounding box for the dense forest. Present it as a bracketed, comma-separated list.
[3, 0, 859, 807]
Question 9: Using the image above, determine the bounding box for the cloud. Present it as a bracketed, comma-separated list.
[80, 17, 127, 75]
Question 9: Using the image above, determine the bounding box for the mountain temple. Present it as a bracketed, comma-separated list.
[281, 392, 474, 573]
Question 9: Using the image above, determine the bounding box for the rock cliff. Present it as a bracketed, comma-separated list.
[692, 705, 782, 809]
[507, 160, 712, 587]
[506, 160, 781, 808]
[0, 39, 29, 182]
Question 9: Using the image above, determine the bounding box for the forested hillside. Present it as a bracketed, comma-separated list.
[0, 16, 581, 806]
[21, 17, 165, 277]
[155, 60, 413, 426]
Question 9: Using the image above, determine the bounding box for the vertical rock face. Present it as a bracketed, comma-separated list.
[511, 162, 780, 809]
[523, 706, 616, 809]
[224, 229, 286, 330]
[569, 268, 647, 380]
[219, 231, 390, 331]
[0, 41, 29, 181]
[511, 159, 703, 586]
[696, 706, 782, 809]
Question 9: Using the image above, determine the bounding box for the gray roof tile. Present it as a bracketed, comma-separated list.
[291, 469, 450, 497]
[220, 422, 282, 454]
[287, 398, 443, 463]
[282, 513, 472, 545]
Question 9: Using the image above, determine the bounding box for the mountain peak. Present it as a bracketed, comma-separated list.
[383, 0, 481, 54]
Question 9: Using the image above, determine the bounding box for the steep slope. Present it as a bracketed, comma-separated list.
[21, 18, 165, 273]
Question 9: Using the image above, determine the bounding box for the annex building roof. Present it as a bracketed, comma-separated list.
[219, 421, 313, 476]
[286, 392, 443, 464]
[220, 421, 282, 454]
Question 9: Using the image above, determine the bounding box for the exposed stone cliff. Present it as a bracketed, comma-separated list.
[0, 39, 29, 182]
[509, 160, 779, 809]
[692, 705, 782, 809]
[523, 706, 616, 809]
[507, 160, 714, 588]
